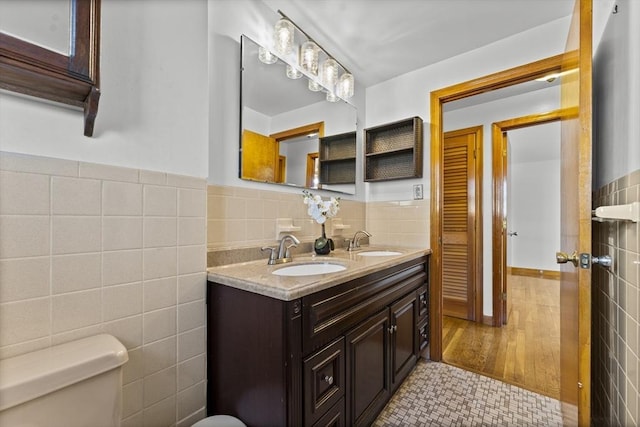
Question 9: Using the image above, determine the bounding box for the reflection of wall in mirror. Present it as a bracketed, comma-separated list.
[279, 136, 319, 187]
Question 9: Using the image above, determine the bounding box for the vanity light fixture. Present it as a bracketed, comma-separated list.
[336, 72, 354, 99]
[274, 18, 294, 55]
[258, 46, 278, 64]
[260, 10, 355, 101]
[321, 58, 339, 90]
[308, 80, 322, 92]
[300, 40, 319, 75]
[286, 64, 303, 79]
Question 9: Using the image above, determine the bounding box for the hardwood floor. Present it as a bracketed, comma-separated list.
[442, 274, 561, 399]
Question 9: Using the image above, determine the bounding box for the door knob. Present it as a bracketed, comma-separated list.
[556, 251, 612, 268]
[556, 251, 579, 267]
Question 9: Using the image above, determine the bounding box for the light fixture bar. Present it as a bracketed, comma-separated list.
[276, 10, 352, 76]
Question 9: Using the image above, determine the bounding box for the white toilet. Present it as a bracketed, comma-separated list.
[0, 334, 128, 427]
[192, 415, 247, 427]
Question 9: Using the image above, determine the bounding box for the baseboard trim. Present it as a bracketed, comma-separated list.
[508, 267, 560, 280]
[482, 315, 493, 326]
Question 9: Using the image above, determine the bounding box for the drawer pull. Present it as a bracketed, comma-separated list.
[420, 295, 427, 307]
[323, 375, 334, 385]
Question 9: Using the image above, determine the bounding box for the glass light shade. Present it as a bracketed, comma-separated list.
[258, 46, 277, 64]
[286, 64, 302, 79]
[274, 19, 294, 55]
[336, 73, 354, 99]
[308, 79, 322, 92]
[300, 41, 319, 75]
[326, 91, 338, 102]
[321, 58, 338, 90]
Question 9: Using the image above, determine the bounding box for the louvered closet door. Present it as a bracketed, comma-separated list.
[442, 130, 477, 320]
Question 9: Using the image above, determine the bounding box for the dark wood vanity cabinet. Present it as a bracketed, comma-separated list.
[206, 255, 429, 427]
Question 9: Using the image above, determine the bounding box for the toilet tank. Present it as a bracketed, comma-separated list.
[0, 334, 129, 427]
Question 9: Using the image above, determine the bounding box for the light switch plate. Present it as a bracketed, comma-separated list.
[413, 184, 423, 200]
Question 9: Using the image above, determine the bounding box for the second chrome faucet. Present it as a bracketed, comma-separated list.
[347, 230, 372, 251]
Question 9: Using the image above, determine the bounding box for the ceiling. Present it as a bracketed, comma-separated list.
[261, 0, 576, 89]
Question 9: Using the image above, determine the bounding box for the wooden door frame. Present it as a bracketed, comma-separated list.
[306, 152, 319, 188]
[270, 121, 325, 141]
[443, 126, 483, 323]
[429, 53, 566, 360]
[491, 109, 565, 326]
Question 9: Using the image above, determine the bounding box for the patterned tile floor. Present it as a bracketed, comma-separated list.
[373, 360, 563, 426]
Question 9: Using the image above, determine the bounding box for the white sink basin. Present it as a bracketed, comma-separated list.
[357, 251, 402, 257]
[272, 263, 347, 277]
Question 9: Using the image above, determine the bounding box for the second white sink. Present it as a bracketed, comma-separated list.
[272, 263, 347, 277]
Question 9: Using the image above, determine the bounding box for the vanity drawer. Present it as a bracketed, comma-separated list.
[417, 317, 429, 352]
[304, 337, 345, 426]
[303, 258, 427, 354]
[312, 398, 345, 427]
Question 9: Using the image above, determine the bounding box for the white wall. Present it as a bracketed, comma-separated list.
[509, 153, 561, 272]
[365, 16, 570, 203]
[0, 0, 209, 178]
[594, 0, 640, 187]
[208, 0, 366, 200]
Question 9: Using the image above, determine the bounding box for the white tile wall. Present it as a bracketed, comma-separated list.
[0, 151, 207, 427]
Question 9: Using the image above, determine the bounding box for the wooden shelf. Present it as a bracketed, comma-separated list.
[319, 131, 356, 185]
[364, 117, 423, 181]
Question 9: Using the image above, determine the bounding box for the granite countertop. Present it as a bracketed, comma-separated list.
[206, 246, 431, 301]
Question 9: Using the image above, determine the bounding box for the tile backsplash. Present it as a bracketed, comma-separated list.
[0, 151, 207, 427]
[206, 184, 430, 251]
[592, 169, 640, 426]
[367, 199, 430, 248]
[207, 184, 366, 250]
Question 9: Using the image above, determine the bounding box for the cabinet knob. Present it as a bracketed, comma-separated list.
[388, 325, 397, 334]
[322, 375, 334, 385]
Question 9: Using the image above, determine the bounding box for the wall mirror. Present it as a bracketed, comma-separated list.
[0, 0, 101, 136]
[240, 35, 357, 195]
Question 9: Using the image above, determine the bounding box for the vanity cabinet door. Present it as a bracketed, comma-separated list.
[390, 292, 418, 391]
[304, 338, 345, 426]
[345, 309, 390, 427]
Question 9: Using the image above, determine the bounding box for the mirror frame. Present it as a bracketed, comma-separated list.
[0, 0, 101, 136]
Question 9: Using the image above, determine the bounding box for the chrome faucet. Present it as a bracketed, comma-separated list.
[347, 230, 372, 251]
[262, 234, 300, 265]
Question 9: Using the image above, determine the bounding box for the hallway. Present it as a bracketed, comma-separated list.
[442, 274, 561, 399]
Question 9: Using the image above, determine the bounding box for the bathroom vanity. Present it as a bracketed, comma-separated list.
[206, 248, 430, 427]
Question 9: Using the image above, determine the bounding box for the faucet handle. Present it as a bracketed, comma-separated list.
[261, 246, 277, 264]
[284, 242, 298, 258]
